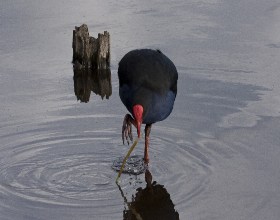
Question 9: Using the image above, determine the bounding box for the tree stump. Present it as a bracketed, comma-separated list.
[72, 24, 111, 101]
[72, 24, 110, 69]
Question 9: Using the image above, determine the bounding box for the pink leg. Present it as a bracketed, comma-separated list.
[144, 124, 152, 163]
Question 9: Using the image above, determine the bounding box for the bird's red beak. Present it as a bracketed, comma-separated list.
[133, 104, 143, 138]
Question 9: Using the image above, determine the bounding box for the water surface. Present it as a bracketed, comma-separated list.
[1, 0, 280, 219]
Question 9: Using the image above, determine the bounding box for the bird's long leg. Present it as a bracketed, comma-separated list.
[122, 114, 137, 145]
[144, 124, 152, 164]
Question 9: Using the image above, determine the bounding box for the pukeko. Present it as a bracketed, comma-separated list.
[118, 49, 178, 163]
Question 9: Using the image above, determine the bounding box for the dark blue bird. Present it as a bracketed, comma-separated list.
[118, 49, 178, 163]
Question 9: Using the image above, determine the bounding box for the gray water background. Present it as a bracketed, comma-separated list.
[1, 0, 280, 219]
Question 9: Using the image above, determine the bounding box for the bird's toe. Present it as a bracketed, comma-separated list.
[122, 114, 134, 145]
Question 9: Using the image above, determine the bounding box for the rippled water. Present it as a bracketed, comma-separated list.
[1, 0, 280, 219]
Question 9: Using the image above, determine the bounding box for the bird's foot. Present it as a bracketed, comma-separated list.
[122, 114, 136, 145]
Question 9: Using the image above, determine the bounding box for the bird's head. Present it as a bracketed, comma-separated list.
[132, 104, 143, 138]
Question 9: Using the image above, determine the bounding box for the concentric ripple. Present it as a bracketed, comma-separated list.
[0, 131, 122, 209]
[113, 125, 213, 212]
[0, 121, 213, 219]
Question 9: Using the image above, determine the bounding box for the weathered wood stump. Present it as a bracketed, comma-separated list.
[72, 24, 110, 69]
[72, 24, 111, 101]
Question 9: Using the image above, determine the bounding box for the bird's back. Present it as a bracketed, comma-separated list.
[118, 49, 177, 94]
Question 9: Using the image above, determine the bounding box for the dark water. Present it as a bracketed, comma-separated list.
[1, 0, 280, 219]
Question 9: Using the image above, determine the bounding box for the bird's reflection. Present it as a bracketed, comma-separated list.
[118, 170, 180, 220]
[73, 61, 112, 102]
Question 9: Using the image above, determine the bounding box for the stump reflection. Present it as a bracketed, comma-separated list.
[73, 63, 112, 102]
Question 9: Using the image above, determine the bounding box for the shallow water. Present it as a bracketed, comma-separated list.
[1, 0, 280, 219]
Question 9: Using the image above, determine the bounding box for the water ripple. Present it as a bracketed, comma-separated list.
[114, 128, 213, 211]
[0, 122, 213, 218]
[0, 134, 119, 209]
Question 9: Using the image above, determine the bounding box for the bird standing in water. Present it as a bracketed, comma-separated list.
[118, 49, 178, 163]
